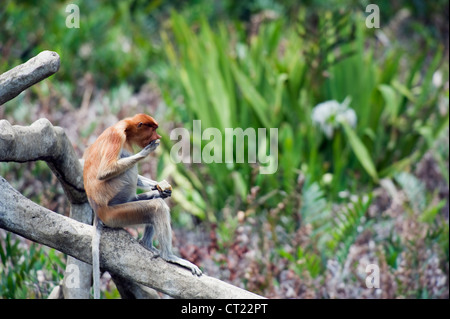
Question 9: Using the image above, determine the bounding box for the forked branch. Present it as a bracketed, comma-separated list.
[0, 175, 263, 299]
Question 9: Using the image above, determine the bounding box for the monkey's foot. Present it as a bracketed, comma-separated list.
[163, 255, 202, 276]
[140, 241, 160, 258]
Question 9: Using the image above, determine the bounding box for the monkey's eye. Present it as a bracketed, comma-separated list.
[137, 122, 143, 128]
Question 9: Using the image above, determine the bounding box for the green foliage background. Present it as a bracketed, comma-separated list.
[0, 0, 448, 298]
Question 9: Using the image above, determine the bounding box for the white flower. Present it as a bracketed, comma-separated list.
[311, 97, 357, 138]
[432, 70, 443, 87]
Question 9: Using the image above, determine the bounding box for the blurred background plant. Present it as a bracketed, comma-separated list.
[0, 0, 448, 298]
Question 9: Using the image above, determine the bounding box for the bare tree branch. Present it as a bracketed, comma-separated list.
[0, 50, 264, 299]
[110, 273, 161, 299]
[0, 118, 86, 203]
[0, 118, 162, 298]
[0, 177, 264, 299]
[0, 50, 90, 298]
[1, 51, 169, 299]
[0, 117, 93, 298]
[0, 119, 264, 298]
[0, 50, 60, 105]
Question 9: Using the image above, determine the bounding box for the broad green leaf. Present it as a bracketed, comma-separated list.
[420, 199, 446, 223]
[379, 84, 400, 121]
[232, 171, 248, 201]
[230, 62, 272, 128]
[274, 73, 288, 118]
[342, 122, 379, 182]
[391, 79, 416, 103]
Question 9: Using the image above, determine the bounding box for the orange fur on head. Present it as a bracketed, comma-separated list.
[124, 114, 161, 148]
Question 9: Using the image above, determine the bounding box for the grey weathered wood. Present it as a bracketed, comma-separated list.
[0, 118, 86, 204]
[0, 50, 60, 105]
[0, 118, 93, 298]
[0, 50, 264, 298]
[0, 177, 264, 299]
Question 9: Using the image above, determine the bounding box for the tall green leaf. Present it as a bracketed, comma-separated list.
[230, 62, 272, 128]
[342, 122, 379, 182]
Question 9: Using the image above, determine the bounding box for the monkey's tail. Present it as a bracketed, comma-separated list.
[92, 215, 101, 299]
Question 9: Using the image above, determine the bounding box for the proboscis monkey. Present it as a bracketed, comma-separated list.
[83, 114, 202, 299]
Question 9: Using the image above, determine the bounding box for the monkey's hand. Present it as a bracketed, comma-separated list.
[160, 189, 172, 199]
[149, 187, 171, 198]
[139, 139, 160, 157]
[155, 180, 172, 198]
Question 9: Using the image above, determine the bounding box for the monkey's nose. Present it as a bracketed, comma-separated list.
[156, 133, 162, 139]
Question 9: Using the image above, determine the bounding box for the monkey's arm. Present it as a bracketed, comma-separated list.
[137, 175, 158, 190]
[137, 176, 172, 199]
[135, 189, 171, 200]
[97, 140, 159, 181]
[136, 183, 172, 200]
[98, 154, 145, 181]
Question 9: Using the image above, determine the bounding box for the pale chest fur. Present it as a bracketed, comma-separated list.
[106, 149, 138, 205]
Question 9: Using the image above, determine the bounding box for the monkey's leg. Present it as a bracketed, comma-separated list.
[99, 201, 162, 256]
[97, 199, 165, 228]
[98, 199, 201, 276]
[140, 224, 160, 256]
[144, 231, 204, 276]
[148, 201, 202, 276]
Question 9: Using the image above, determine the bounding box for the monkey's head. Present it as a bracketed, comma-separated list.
[125, 113, 162, 148]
